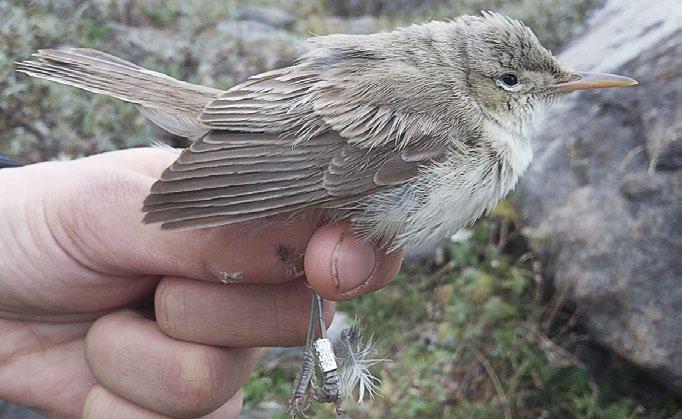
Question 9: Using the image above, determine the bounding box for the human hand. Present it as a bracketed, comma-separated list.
[0, 148, 403, 418]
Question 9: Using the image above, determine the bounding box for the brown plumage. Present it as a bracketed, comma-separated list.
[16, 12, 636, 250]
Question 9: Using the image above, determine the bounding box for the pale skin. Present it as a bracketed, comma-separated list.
[0, 147, 403, 418]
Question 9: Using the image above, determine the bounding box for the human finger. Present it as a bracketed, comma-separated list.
[85, 310, 263, 418]
[303, 223, 403, 300]
[155, 277, 334, 347]
[82, 385, 244, 419]
[8, 149, 316, 285]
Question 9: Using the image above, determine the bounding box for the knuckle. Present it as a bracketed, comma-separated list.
[85, 314, 117, 361]
[153, 279, 176, 333]
[169, 347, 229, 417]
[154, 278, 194, 340]
[85, 311, 139, 373]
[81, 385, 105, 419]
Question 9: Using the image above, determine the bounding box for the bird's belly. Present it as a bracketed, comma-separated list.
[350, 157, 520, 250]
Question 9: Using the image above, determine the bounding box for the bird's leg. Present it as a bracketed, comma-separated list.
[311, 293, 345, 415]
[289, 293, 318, 418]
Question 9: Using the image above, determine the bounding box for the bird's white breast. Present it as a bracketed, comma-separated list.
[483, 119, 534, 181]
[352, 121, 534, 250]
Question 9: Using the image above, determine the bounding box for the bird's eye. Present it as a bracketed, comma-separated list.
[498, 73, 519, 87]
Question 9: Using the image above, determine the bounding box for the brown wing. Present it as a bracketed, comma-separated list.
[142, 134, 448, 229]
[142, 131, 343, 229]
[197, 67, 325, 138]
[142, 48, 453, 229]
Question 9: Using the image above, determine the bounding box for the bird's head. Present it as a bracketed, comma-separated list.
[458, 12, 637, 126]
[302, 12, 637, 143]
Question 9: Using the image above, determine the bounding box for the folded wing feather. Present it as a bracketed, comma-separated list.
[17, 47, 454, 230]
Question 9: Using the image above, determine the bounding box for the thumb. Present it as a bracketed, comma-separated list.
[304, 223, 403, 301]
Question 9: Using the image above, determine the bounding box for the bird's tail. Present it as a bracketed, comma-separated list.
[16, 48, 225, 137]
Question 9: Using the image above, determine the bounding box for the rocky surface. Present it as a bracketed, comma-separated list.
[323, 0, 446, 17]
[516, 0, 681, 394]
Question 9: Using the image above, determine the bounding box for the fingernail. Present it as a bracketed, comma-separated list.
[332, 232, 377, 293]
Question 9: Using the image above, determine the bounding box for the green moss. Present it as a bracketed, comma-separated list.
[138, 3, 178, 27]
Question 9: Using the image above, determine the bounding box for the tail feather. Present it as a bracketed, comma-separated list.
[16, 48, 225, 137]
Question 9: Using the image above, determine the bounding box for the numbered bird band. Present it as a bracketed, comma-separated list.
[314, 338, 338, 372]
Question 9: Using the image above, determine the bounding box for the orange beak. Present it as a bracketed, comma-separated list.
[551, 72, 638, 93]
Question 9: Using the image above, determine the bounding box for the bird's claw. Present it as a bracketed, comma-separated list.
[289, 293, 346, 417]
[314, 388, 345, 415]
[289, 395, 310, 419]
[289, 348, 315, 418]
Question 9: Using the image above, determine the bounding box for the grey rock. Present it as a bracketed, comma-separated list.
[238, 5, 295, 29]
[198, 20, 304, 86]
[516, 0, 682, 394]
[292, 15, 377, 39]
[323, 0, 446, 17]
[108, 23, 188, 64]
[215, 20, 278, 37]
[345, 16, 379, 34]
[110, 19, 305, 88]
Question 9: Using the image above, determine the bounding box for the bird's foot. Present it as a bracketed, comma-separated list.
[289, 347, 315, 418]
[289, 293, 345, 417]
[314, 371, 345, 415]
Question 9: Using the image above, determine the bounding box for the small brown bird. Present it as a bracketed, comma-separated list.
[17, 11, 637, 415]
